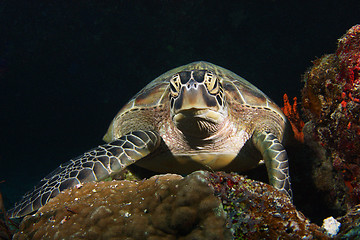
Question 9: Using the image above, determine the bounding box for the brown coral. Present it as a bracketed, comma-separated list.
[302, 54, 340, 120]
[13, 172, 231, 240]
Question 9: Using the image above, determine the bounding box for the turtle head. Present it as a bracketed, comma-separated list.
[169, 70, 227, 138]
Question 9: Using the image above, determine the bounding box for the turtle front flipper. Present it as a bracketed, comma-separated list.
[8, 130, 161, 218]
[253, 131, 292, 199]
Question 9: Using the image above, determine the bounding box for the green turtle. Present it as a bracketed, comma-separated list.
[9, 61, 292, 218]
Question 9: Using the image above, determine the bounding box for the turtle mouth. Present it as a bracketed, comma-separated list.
[175, 108, 208, 116]
[173, 108, 220, 124]
[172, 108, 227, 138]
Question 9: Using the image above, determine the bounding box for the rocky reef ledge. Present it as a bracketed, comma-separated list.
[13, 171, 330, 240]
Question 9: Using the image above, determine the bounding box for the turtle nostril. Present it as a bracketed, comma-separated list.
[186, 80, 198, 90]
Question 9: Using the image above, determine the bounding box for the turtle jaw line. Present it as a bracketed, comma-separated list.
[175, 108, 211, 118]
[172, 108, 227, 138]
[173, 108, 225, 125]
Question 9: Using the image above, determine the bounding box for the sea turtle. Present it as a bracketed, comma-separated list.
[9, 61, 292, 218]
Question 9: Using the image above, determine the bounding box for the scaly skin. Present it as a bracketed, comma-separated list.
[253, 131, 292, 198]
[8, 130, 160, 218]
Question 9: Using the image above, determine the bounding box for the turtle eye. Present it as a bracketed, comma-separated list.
[204, 72, 220, 95]
[170, 74, 181, 98]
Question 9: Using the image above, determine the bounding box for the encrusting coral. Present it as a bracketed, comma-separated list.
[208, 172, 329, 239]
[302, 25, 360, 213]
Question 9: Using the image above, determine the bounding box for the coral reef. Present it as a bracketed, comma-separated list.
[13, 171, 331, 239]
[302, 25, 360, 213]
[13, 171, 231, 240]
[208, 172, 328, 239]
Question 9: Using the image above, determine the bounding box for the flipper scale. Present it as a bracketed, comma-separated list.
[8, 130, 161, 218]
[253, 131, 292, 199]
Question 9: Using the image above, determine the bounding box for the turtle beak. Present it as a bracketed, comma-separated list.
[174, 79, 217, 114]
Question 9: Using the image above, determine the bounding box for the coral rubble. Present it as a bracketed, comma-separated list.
[302, 25, 360, 213]
[322, 216, 341, 237]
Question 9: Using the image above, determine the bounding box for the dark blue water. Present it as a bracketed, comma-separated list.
[0, 0, 359, 221]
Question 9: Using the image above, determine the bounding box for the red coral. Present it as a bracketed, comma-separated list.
[335, 25, 360, 157]
[336, 25, 360, 113]
[336, 25, 360, 90]
[281, 93, 304, 142]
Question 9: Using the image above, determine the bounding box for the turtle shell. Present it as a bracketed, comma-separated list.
[103, 61, 286, 142]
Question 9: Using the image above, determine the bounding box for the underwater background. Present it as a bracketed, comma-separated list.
[0, 0, 360, 223]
